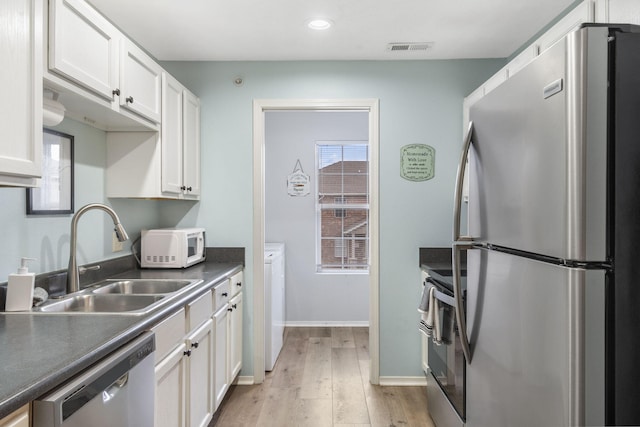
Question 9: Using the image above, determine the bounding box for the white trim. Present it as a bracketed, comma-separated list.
[235, 376, 255, 386]
[378, 376, 428, 387]
[285, 321, 369, 327]
[253, 98, 380, 386]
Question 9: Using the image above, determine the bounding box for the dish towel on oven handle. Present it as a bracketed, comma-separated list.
[418, 285, 443, 345]
[418, 286, 436, 338]
[418, 285, 432, 336]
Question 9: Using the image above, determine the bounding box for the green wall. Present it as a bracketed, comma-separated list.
[0, 118, 162, 279]
[161, 59, 505, 378]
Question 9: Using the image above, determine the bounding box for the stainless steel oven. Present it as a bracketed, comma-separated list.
[421, 268, 466, 427]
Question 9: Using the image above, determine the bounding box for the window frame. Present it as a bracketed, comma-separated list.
[315, 140, 370, 274]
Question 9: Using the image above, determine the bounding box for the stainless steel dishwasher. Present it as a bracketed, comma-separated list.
[33, 331, 155, 427]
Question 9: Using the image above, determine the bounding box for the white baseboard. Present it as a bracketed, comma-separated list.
[285, 321, 369, 327]
[378, 376, 428, 386]
[234, 375, 425, 387]
[235, 375, 254, 385]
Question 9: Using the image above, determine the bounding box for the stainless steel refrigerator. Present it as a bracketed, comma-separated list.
[452, 24, 640, 427]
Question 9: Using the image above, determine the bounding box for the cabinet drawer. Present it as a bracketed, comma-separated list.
[229, 271, 243, 297]
[152, 307, 186, 364]
[213, 280, 230, 311]
[187, 291, 213, 330]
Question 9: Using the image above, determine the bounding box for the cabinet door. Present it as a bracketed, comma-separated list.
[0, 404, 29, 427]
[0, 0, 42, 185]
[48, 0, 119, 100]
[161, 72, 184, 195]
[536, 1, 594, 54]
[186, 319, 214, 427]
[229, 271, 243, 298]
[228, 292, 243, 381]
[120, 39, 162, 123]
[213, 306, 229, 410]
[155, 343, 188, 427]
[182, 90, 201, 198]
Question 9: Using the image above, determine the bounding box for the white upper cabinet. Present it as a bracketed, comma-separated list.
[106, 73, 200, 200]
[596, 0, 640, 25]
[464, 0, 640, 115]
[160, 72, 201, 199]
[182, 90, 201, 198]
[0, 0, 42, 187]
[120, 39, 162, 123]
[46, 0, 162, 129]
[162, 73, 185, 195]
[48, 0, 118, 101]
[536, 1, 594, 54]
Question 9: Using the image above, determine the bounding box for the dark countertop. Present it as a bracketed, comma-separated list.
[0, 261, 242, 419]
[419, 247, 466, 291]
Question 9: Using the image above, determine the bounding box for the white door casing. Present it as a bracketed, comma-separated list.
[252, 98, 380, 385]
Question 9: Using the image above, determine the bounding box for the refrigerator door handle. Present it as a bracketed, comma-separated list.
[453, 121, 474, 243]
[453, 242, 472, 363]
[453, 121, 474, 363]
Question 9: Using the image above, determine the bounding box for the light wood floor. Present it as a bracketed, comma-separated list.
[210, 327, 435, 427]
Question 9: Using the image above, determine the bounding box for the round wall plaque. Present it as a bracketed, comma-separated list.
[400, 144, 435, 181]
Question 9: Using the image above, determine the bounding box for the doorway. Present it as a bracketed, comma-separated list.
[253, 99, 380, 384]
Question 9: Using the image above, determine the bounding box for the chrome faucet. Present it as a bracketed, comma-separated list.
[67, 203, 129, 294]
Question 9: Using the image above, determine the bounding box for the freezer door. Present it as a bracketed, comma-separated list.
[465, 248, 605, 427]
[468, 27, 608, 262]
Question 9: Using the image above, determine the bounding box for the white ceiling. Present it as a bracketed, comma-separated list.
[87, 0, 577, 61]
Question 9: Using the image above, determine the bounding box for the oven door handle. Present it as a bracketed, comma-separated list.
[433, 288, 456, 307]
[425, 278, 457, 307]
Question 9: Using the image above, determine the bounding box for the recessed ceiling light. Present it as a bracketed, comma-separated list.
[307, 18, 333, 30]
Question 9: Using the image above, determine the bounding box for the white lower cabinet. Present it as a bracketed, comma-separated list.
[228, 292, 243, 381]
[184, 291, 214, 427]
[212, 271, 244, 410]
[155, 342, 188, 427]
[0, 404, 29, 427]
[213, 304, 229, 410]
[152, 271, 243, 426]
[152, 291, 214, 427]
[186, 319, 214, 427]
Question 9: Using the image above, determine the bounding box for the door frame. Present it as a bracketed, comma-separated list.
[252, 98, 380, 384]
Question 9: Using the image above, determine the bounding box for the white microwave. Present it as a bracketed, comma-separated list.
[140, 228, 206, 268]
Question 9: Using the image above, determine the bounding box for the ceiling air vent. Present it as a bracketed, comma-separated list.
[387, 42, 433, 52]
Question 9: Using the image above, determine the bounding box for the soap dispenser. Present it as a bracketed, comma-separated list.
[5, 257, 36, 311]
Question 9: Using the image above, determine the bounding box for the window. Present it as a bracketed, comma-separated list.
[334, 196, 345, 218]
[316, 142, 369, 272]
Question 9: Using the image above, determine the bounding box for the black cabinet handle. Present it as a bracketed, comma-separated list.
[112, 88, 120, 96]
[184, 349, 192, 357]
[232, 304, 237, 309]
[222, 292, 228, 297]
[126, 96, 134, 104]
[228, 307, 233, 312]
[180, 185, 186, 190]
[186, 186, 192, 191]
[236, 282, 242, 287]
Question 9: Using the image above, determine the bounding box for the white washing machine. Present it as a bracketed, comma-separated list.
[264, 242, 285, 371]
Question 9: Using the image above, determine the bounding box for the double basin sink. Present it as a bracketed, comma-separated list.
[32, 279, 202, 315]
